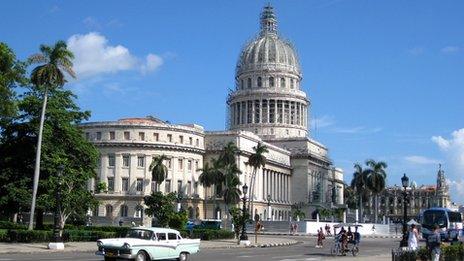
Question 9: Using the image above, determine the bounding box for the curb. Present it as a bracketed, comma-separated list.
[259, 232, 403, 239]
[249, 240, 300, 248]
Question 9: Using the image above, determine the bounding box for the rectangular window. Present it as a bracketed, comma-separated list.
[196, 139, 199, 147]
[167, 158, 172, 169]
[122, 178, 129, 192]
[179, 135, 184, 144]
[187, 160, 192, 172]
[165, 179, 171, 193]
[262, 100, 268, 123]
[136, 178, 143, 192]
[124, 131, 130, 140]
[194, 182, 198, 195]
[108, 154, 115, 167]
[85, 132, 90, 140]
[195, 161, 199, 171]
[109, 131, 115, 140]
[96, 132, 102, 140]
[107, 177, 114, 192]
[167, 134, 172, 142]
[177, 180, 182, 194]
[247, 100, 253, 124]
[178, 159, 183, 170]
[153, 133, 159, 141]
[151, 181, 158, 192]
[254, 100, 260, 123]
[137, 156, 145, 167]
[122, 155, 130, 167]
[168, 233, 177, 240]
[189, 137, 193, 145]
[269, 100, 275, 123]
[139, 132, 145, 141]
[187, 181, 192, 196]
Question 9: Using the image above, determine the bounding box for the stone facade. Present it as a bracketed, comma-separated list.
[362, 166, 451, 222]
[81, 5, 345, 225]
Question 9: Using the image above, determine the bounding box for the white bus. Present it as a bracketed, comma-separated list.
[420, 208, 463, 241]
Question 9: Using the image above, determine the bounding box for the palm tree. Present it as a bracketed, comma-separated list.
[365, 159, 387, 224]
[28, 41, 76, 230]
[221, 163, 242, 229]
[149, 155, 169, 188]
[246, 142, 268, 215]
[350, 163, 369, 223]
[198, 162, 216, 218]
[220, 141, 239, 166]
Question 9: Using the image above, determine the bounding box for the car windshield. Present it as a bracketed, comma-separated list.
[422, 210, 447, 229]
[126, 229, 153, 240]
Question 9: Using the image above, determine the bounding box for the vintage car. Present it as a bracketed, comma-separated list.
[96, 227, 200, 261]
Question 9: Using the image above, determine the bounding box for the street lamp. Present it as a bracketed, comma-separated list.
[400, 173, 409, 247]
[240, 183, 249, 244]
[177, 190, 183, 212]
[48, 165, 64, 250]
[267, 194, 272, 221]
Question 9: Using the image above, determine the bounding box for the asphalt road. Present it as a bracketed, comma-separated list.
[0, 237, 404, 261]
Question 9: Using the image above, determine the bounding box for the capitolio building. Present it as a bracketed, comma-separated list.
[81, 5, 345, 225]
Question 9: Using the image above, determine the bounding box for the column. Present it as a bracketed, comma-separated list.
[245, 101, 248, 124]
[251, 100, 256, 124]
[266, 99, 270, 123]
[100, 155, 108, 187]
[273, 171, 276, 201]
[114, 153, 122, 193]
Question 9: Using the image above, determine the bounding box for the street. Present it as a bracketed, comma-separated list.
[0, 237, 400, 261]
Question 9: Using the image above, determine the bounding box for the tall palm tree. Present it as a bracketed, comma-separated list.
[350, 163, 369, 223]
[220, 141, 239, 166]
[221, 163, 242, 229]
[246, 142, 268, 215]
[365, 159, 387, 224]
[28, 41, 76, 230]
[198, 162, 216, 218]
[149, 155, 169, 187]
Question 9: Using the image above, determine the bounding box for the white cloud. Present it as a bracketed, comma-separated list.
[141, 54, 163, 74]
[404, 155, 440, 165]
[67, 32, 163, 79]
[432, 128, 464, 202]
[441, 46, 460, 54]
[408, 47, 425, 56]
[311, 115, 335, 129]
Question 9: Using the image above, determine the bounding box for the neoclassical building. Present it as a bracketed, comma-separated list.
[82, 5, 345, 225]
[362, 166, 451, 222]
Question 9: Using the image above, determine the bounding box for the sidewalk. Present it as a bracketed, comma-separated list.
[0, 236, 299, 254]
[260, 232, 402, 239]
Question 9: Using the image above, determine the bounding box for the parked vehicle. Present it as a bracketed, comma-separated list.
[420, 208, 463, 241]
[96, 227, 200, 261]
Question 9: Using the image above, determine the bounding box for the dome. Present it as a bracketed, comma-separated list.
[236, 5, 301, 77]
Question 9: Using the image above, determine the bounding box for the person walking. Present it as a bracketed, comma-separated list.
[407, 224, 419, 250]
[427, 225, 442, 261]
[316, 227, 325, 248]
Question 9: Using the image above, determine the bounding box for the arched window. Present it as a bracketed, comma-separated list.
[120, 205, 128, 217]
[105, 205, 113, 217]
[195, 207, 200, 219]
[269, 77, 275, 87]
[135, 205, 143, 218]
[247, 78, 252, 89]
[290, 79, 294, 89]
[280, 78, 286, 88]
[257, 77, 262, 87]
[188, 207, 194, 219]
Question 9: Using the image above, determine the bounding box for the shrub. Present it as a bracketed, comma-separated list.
[416, 247, 430, 261]
[63, 230, 116, 242]
[169, 211, 188, 230]
[0, 229, 7, 242]
[6, 229, 53, 243]
[0, 221, 27, 230]
[179, 229, 234, 240]
[441, 243, 464, 261]
[81, 226, 130, 236]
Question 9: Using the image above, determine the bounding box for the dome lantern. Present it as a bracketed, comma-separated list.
[260, 4, 277, 36]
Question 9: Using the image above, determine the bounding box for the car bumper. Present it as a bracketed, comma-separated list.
[95, 250, 135, 259]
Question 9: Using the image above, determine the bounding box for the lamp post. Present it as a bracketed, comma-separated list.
[48, 165, 64, 250]
[267, 194, 272, 221]
[399, 173, 409, 247]
[239, 184, 249, 244]
[177, 190, 183, 212]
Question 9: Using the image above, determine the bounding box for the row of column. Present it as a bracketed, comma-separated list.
[230, 99, 307, 127]
[262, 168, 290, 203]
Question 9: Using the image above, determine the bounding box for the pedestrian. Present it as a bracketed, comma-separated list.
[372, 225, 376, 234]
[316, 228, 325, 248]
[294, 223, 298, 235]
[290, 223, 294, 234]
[408, 224, 419, 250]
[354, 226, 361, 246]
[427, 225, 442, 261]
[325, 224, 331, 236]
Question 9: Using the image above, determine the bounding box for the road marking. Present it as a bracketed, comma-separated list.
[272, 255, 303, 259]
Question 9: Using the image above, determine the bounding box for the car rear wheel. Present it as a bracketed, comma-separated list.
[135, 251, 149, 261]
[178, 252, 190, 261]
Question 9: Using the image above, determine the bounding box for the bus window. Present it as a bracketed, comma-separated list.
[423, 210, 447, 229]
[448, 212, 462, 223]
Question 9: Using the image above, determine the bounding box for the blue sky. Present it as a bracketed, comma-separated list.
[2, 0, 463, 203]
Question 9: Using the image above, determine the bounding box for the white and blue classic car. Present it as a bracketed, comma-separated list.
[96, 227, 200, 261]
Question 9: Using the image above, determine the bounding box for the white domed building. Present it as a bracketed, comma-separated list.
[82, 5, 345, 225]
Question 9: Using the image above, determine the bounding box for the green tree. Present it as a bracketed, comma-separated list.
[365, 159, 387, 224]
[198, 161, 217, 218]
[0, 42, 27, 129]
[28, 40, 76, 230]
[219, 142, 239, 166]
[343, 185, 357, 209]
[229, 206, 249, 244]
[350, 163, 369, 222]
[246, 142, 268, 216]
[144, 192, 177, 227]
[149, 154, 168, 189]
[291, 203, 305, 221]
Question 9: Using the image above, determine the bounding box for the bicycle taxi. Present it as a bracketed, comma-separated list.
[330, 223, 362, 256]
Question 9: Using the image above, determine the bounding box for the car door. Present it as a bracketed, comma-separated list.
[167, 232, 180, 257]
[154, 232, 171, 259]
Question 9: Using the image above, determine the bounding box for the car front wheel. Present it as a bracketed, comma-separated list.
[178, 252, 190, 261]
[135, 251, 148, 261]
